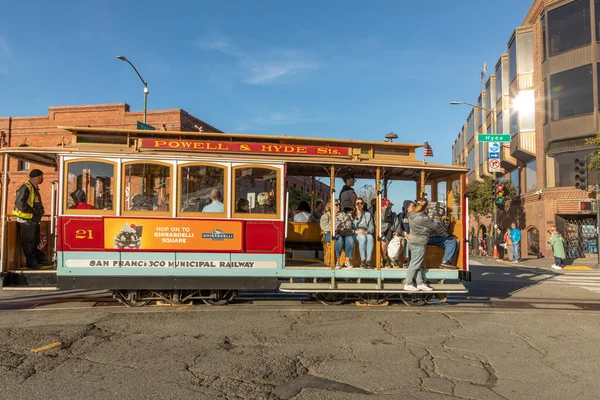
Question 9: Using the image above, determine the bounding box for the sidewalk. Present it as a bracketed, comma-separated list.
[471, 255, 599, 270]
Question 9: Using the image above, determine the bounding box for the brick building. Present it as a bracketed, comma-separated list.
[0, 103, 222, 214]
[452, 0, 599, 260]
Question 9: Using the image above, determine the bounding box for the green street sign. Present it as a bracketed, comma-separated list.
[137, 121, 155, 131]
[478, 134, 510, 142]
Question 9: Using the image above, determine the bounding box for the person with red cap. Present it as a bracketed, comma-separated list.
[13, 169, 53, 269]
[380, 198, 404, 268]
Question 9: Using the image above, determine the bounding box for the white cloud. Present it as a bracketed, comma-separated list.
[194, 35, 317, 85]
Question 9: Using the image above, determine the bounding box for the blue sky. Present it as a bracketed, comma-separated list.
[1, 0, 532, 201]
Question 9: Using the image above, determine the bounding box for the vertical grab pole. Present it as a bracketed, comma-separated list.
[50, 179, 58, 262]
[375, 167, 381, 270]
[0, 154, 9, 272]
[329, 165, 336, 271]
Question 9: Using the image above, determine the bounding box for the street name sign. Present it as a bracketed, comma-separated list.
[137, 121, 156, 131]
[478, 134, 510, 142]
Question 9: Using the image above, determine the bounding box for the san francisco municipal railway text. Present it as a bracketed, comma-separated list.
[88, 260, 255, 268]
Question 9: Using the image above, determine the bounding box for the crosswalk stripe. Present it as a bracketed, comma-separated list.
[542, 272, 600, 294]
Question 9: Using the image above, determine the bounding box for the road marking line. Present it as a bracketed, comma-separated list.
[31, 342, 62, 353]
[563, 266, 593, 271]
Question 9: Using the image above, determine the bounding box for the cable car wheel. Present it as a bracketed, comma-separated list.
[115, 290, 151, 307]
[315, 292, 347, 306]
[399, 293, 430, 307]
[357, 293, 389, 305]
[201, 290, 236, 306]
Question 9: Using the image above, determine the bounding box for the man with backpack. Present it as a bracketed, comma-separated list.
[380, 198, 404, 268]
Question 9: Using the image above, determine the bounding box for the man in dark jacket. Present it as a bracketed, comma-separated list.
[14, 169, 52, 269]
[338, 174, 357, 212]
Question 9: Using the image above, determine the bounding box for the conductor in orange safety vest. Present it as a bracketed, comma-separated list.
[13, 169, 52, 269]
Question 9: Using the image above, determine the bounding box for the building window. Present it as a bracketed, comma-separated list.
[179, 164, 226, 216]
[467, 148, 474, 174]
[123, 162, 171, 214]
[64, 159, 115, 213]
[509, 37, 517, 82]
[497, 112, 504, 134]
[517, 90, 535, 132]
[525, 159, 537, 192]
[510, 168, 520, 196]
[467, 112, 474, 142]
[551, 64, 593, 120]
[479, 142, 483, 166]
[495, 61, 503, 102]
[541, 14, 547, 61]
[597, 0, 600, 41]
[543, 79, 549, 125]
[517, 31, 533, 74]
[548, 0, 591, 56]
[510, 109, 518, 137]
[17, 160, 30, 172]
[553, 150, 598, 187]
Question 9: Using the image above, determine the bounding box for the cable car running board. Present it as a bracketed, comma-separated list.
[279, 283, 467, 293]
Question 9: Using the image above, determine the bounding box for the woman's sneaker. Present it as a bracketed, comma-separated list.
[344, 261, 354, 269]
[403, 284, 419, 291]
[416, 284, 433, 291]
[360, 260, 367, 268]
[551, 264, 562, 270]
[335, 261, 341, 269]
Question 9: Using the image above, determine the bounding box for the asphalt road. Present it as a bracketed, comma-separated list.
[1, 262, 600, 399]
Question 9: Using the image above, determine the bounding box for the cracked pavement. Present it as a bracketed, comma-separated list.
[0, 307, 598, 399]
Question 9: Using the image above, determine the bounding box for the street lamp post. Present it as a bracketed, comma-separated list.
[117, 55, 149, 124]
[451, 101, 498, 241]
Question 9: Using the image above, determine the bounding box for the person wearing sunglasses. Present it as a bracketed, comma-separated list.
[353, 197, 374, 269]
[320, 200, 355, 269]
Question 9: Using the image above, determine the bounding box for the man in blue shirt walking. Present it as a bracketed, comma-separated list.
[509, 222, 522, 263]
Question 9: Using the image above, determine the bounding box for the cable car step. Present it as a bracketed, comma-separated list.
[2, 270, 58, 288]
[279, 282, 467, 293]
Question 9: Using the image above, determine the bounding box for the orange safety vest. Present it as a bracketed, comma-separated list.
[13, 181, 36, 220]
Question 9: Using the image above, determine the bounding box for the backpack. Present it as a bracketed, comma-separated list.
[387, 236, 403, 260]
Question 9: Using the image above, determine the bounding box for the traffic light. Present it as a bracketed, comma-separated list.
[574, 158, 588, 190]
[494, 181, 505, 206]
[579, 201, 593, 212]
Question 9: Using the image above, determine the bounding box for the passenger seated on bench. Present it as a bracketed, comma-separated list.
[129, 194, 146, 211]
[236, 198, 250, 213]
[251, 192, 275, 214]
[320, 200, 354, 269]
[294, 201, 317, 223]
[353, 197, 374, 269]
[425, 201, 459, 269]
[70, 189, 95, 210]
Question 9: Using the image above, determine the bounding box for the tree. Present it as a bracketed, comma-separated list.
[356, 184, 376, 204]
[287, 186, 312, 212]
[586, 135, 600, 175]
[465, 175, 517, 220]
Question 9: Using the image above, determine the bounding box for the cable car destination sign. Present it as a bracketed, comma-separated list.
[139, 139, 351, 157]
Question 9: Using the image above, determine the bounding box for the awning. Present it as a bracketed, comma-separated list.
[546, 137, 596, 156]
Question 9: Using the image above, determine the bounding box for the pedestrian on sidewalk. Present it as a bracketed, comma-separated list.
[494, 227, 506, 261]
[509, 223, 521, 263]
[548, 225, 566, 270]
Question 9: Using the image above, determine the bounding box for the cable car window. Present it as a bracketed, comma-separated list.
[233, 166, 279, 218]
[179, 164, 226, 216]
[123, 162, 171, 215]
[64, 160, 116, 214]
